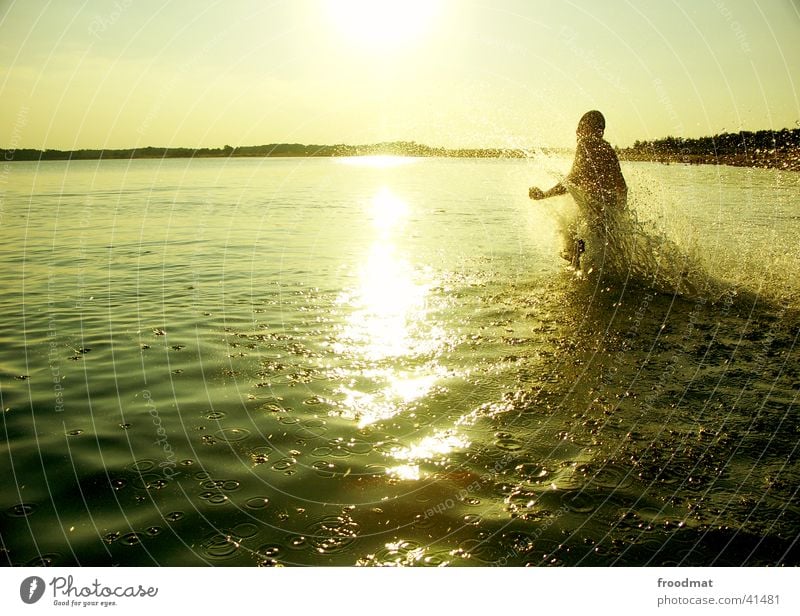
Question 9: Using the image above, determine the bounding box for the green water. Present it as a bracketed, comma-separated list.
[1, 157, 798, 565]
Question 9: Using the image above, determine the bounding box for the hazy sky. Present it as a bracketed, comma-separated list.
[1, 0, 798, 149]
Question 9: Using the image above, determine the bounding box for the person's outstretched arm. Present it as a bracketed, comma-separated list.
[529, 184, 568, 200]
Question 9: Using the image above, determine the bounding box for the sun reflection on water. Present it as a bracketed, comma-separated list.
[386, 430, 471, 481]
[333, 187, 468, 473]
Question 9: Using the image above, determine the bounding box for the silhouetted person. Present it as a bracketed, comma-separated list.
[529, 110, 627, 268]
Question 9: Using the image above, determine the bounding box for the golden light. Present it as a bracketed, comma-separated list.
[325, 0, 442, 50]
[387, 430, 470, 481]
[337, 155, 417, 168]
[371, 186, 408, 231]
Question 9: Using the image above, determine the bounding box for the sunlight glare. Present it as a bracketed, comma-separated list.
[337, 155, 417, 168]
[371, 186, 408, 231]
[326, 0, 442, 50]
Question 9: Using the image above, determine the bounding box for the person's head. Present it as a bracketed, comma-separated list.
[576, 110, 605, 140]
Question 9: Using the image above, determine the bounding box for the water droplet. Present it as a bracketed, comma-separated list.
[165, 511, 185, 522]
[516, 463, 551, 483]
[205, 411, 226, 420]
[66, 429, 84, 436]
[131, 473, 165, 490]
[307, 514, 359, 554]
[287, 535, 308, 550]
[146, 526, 162, 537]
[103, 532, 121, 544]
[256, 544, 282, 558]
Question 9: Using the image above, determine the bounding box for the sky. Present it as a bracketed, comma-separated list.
[1, 0, 798, 150]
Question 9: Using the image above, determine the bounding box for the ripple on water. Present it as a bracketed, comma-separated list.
[200, 479, 240, 491]
[307, 514, 359, 555]
[312, 461, 335, 477]
[560, 490, 599, 514]
[200, 533, 241, 560]
[214, 427, 251, 442]
[271, 457, 297, 472]
[457, 539, 505, 564]
[231, 523, 259, 539]
[516, 463, 551, 484]
[131, 473, 169, 491]
[199, 492, 230, 505]
[25, 553, 60, 566]
[244, 497, 270, 510]
[120, 532, 145, 546]
[298, 418, 327, 437]
[496, 437, 524, 452]
[126, 459, 156, 473]
[205, 411, 226, 420]
[5, 503, 36, 517]
[463, 514, 482, 526]
[103, 532, 121, 544]
[582, 463, 634, 489]
[249, 446, 274, 464]
[344, 439, 373, 455]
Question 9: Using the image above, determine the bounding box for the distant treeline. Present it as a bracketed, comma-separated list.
[618, 128, 800, 171]
[3, 129, 799, 171]
[0, 141, 534, 162]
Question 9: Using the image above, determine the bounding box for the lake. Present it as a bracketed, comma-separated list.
[1, 156, 798, 566]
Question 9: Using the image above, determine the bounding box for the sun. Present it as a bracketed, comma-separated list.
[325, 0, 442, 50]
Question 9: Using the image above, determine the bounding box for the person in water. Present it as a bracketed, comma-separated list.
[528, 110, 627, 267]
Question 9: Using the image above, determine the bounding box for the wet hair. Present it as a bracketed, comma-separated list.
[577, 110, 605, 136]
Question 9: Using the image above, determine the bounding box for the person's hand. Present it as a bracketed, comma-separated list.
[529, 187, 545, 200]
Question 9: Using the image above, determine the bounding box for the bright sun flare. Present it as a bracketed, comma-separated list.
[326, 0, 441, 49]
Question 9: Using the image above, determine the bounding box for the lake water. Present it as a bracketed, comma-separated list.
[1, 156, 798, 566]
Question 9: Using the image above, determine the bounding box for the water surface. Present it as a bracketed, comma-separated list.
[1, 156, 798, 566]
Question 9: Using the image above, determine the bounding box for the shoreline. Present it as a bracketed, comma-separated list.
[3, 142, 798, 173]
